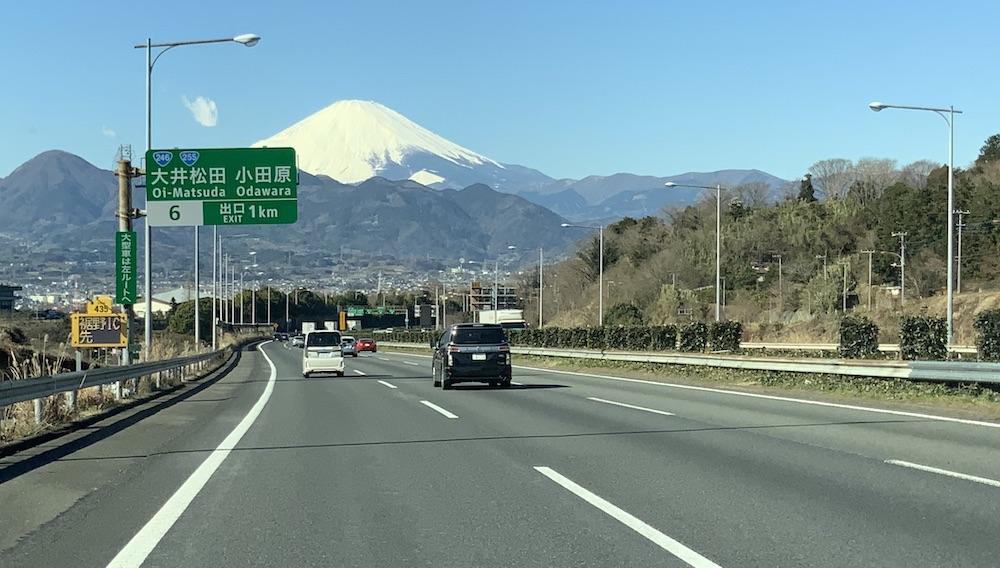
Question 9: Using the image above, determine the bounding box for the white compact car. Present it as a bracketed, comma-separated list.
[302, 330, 345, 377]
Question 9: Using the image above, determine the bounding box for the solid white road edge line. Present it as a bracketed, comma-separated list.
[587, 396, 675, 416]
[403, 361, 420, 366]
[885, 459, 1000, 488]
[107, 341, 278, 568]
[511, 381, 524, 386]
[510, 364, 1000, 430]
[419, 400, 458, 419]
[377, 380, 398, 389]
[383, 351, 1000, 429]
[353, 369, 366, 375]
[534, 466, 722, 568]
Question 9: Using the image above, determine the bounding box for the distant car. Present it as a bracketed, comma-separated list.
[341, 336, 358, 357]
[302, 330, 345, 377]
[431, 323, 511, 389]
[278, 332, 289, 341]
[356, 338, 377, 353]
[290, 335, 305, 348]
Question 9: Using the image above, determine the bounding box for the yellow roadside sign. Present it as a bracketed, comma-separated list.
[72, 296, 127, 348]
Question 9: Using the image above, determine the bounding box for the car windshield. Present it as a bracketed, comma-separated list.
[306, 332, 341, 347]
[452, 327, 506, 344]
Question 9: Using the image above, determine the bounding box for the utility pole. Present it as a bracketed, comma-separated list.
[212, 227, 217, 350]
[538, 247, 544, 329]
[774, 254, 783, 311]
[861, 250, 875, 310]
[285, 288, 290, 333]
[816, 254, 828, 282]
[956, 209, 969, 294]
[841, 261, 849, 312]
[893, 232, 907, 305]
[115, 152, 140, 365]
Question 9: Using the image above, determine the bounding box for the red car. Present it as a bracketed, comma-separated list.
[356, 338, 377, 353]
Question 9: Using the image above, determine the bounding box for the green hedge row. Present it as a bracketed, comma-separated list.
[839, 315, 879, 359]
[974, 309, 1000, 361]
[899, 315, 947, 360]
[382, 323, 743, 353]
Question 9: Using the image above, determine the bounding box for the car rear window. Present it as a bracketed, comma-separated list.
[452, 327, 506, 345]
[342, 337, 356, 344]
[306, 332, 341, 347]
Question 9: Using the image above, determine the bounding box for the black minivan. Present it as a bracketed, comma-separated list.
[431, 323, 512, 389]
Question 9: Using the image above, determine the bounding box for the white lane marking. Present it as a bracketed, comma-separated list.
[108, 341, 278, 568]
[534, 466, 721, 568]
[377, 380, 398, 389]
[513, 365, 1000, 430]
[375, 356, 390, 361]
[885, 459, 1000, 488]
[420, 400, 458, 419]
[403, 361, 420, 367]
[511, 381, 524, 386]
[587, 396, 675, 416]
[353, 369, 366, 375]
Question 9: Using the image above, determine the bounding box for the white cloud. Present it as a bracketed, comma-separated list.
[181, 95, 218, 127]
[101, 125, 117, 138]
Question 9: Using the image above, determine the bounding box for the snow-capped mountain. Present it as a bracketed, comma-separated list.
[251, 99, 789, 221]
[252, 100, 553, 192]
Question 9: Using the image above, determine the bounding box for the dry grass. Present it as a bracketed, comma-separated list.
[0, 329, 253, 445]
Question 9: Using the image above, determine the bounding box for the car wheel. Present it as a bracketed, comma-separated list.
[500, 377, 511, 388]
[337, 371, 345, 377]
[442, 378, 452, 390]
[302, 372, 310, 378]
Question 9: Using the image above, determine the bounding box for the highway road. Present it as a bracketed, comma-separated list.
[2, 341, 1000, 567]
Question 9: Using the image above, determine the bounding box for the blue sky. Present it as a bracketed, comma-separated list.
[1, 0, 997, 180]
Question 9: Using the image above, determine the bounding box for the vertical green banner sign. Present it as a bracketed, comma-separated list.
[116, 231, 137, 304]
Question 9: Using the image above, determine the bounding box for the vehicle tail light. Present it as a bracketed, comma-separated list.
[499, 345, 510, 352]
[448, 345, 461, 353]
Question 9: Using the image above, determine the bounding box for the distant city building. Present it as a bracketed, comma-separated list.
[0, 284, 22, 312]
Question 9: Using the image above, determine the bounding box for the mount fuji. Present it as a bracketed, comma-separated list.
[252, 100, 553, 193]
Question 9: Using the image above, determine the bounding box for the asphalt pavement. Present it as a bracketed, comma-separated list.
[2, 341, 999, 567]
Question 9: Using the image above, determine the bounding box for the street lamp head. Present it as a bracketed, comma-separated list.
[868, 101, 887, 112]
[664, 182, 677, 187]
[560, 223, 572, 228]
[233, 34, 260, 47]
[507, 245, 517, 250]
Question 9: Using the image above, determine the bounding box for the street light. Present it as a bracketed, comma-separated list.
[561, 223, 605, 326]
[664, 182, 723, 321]
[135, 33, 260, 358]
[869, 100, 962, 344]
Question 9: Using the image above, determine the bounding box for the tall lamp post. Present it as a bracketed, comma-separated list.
[135, 33, 260, 359]
[869, 100, 961, 345]
[560, 224, 605, 326]
[664, 182, 723, 321]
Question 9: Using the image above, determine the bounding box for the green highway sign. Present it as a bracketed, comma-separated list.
[145, 147, 298, 226]
[115, 231, 137, 304]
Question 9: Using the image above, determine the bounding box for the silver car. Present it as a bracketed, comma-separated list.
[340, 336, 358, 357]
[290, 335, 305, 348]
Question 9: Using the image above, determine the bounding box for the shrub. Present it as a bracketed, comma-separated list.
[679, 321, 709, 352]
[650, 325, 677, 351]
[605, 303, 645, 327]
[974, 309, 1000, 361]
[899, 315, 947, 360]
[838, 315, 879, 359]
[709, 321, 742, 352]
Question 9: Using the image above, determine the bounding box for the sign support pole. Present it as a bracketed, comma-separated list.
[116, 158, 136, 370]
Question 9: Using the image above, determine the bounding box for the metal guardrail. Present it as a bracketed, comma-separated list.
[742, 342, 978, 355]
[381, 342, 1000, 385]
[0, 338, 260, 409]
